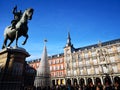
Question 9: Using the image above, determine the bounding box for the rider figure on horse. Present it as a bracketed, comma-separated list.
[11, 5, 22, 30]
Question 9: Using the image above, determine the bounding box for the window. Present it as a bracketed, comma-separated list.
[54, 72, 56, 76]
[56, 59, 59, 63]
[57, 65, 59, 70]
[60, 59, 63, 63]
[93, 59, 97, 65]
[60, 64, 63, 69]
[92, 51, 96, 57]
[73, 62, 76, 68]
[112, 64, 118, 73]
[72, 55, 76, 61]
[103, 65, 108, 73]
[53, 60, 55, 64]
[78, 55, 81, 61]
[78, 61, 83, 67]
[50, 66, 52, 71]
[108, 48, 113, 53]
[117, 46, 120, 52]
[91, 66, 94, 74]
[59, 71, 62, 76]
[95, 67, 99, 74]
[52, 66, 54, 71]
[66, 55, 70, 62]
[85, 53, 89, 58]
[74, 70, 77, 75]
[110, 56, 115, 63]
[57, 72, 59, 76]
[55, 66, 58, 70]
[86, 60, 90, 66]
[66, 63, 70, 69]
[53, 66, 55, 70]
[67, 70, 70, 76]
[80, 69, 83, 75]
[87, 67, 91, 74]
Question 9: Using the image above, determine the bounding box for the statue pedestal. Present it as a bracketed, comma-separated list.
[0, 47, 30, 90]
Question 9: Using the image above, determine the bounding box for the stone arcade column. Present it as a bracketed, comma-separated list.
[0, 47, 30, 90]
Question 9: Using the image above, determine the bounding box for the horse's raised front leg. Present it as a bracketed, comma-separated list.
[15, 30, 19, 47]
[22, 34, 28, 45]
[2, 35, 7, 49]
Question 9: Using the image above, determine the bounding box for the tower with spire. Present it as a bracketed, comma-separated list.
[64, 32, 75, 53]
[64, 32, 75, 80]
[34, 40, 51, 89]
[66, 32, 72, 47]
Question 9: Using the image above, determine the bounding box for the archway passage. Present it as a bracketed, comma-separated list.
[73, 78, 78, 85]
[103, 75, 112, 85]
[113, 76, 120, 85]
[61, 79, 65, 85]
[95, 77, 102, 85]
[87, 78, 93, 85]
[67, 79, 71, 85]
[79, 78, 85, 85]
[52, 80, 55, 86]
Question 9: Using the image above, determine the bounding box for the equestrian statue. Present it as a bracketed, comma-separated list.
[2, 6, 34, 49]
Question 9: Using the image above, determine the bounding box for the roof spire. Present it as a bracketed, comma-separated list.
[66, 32, 72, 47]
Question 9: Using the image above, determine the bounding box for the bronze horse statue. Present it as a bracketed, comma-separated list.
[2, 8, 34, 49]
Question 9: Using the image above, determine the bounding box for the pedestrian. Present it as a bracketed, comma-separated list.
[95, 78, 103, 90]
[103, 75, 112, 90]
[112, 76, 120, 90]
[85, 78, 95, 90]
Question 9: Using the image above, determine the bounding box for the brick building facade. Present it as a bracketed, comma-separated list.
[28, 32, 120, 86]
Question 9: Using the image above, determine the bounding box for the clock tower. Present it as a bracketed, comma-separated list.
[64, 32, 74, 55]
[64, 32, 75, 82]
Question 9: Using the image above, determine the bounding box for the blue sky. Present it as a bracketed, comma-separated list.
[0, 0, 120, 60]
